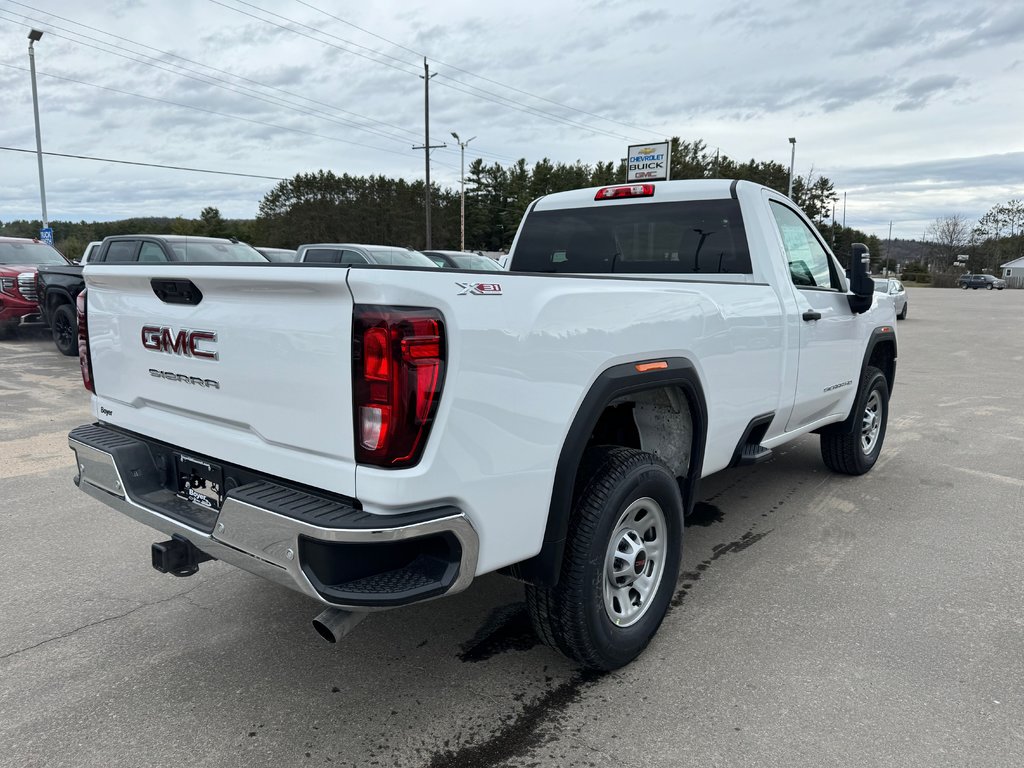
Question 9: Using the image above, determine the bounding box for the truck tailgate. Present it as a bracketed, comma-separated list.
[84, 265, 357, 497]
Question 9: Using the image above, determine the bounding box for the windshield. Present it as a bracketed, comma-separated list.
[167, 241, 267, 262]
[0, 241, 69, 266]
[364, 247, 439, 267]
[873, 280, 889, 293]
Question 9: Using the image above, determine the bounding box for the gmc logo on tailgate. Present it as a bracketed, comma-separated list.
[141, 326, 218, 360]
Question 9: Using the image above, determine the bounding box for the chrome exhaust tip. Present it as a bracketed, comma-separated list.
[312, 607, 366, 643]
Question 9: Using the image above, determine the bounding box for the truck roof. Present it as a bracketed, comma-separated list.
[532, 178, 750, 211]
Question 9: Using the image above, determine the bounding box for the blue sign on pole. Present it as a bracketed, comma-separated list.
[39, 227, 54, 245]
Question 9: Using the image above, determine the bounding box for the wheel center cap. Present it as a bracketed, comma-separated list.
[633, 550, 647, 575]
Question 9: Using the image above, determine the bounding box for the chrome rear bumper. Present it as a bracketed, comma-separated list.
[69, 424, 478, 610]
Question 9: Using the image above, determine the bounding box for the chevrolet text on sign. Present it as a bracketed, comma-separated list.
[627, 141, 670, 182]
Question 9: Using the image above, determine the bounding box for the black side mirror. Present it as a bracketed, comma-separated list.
[847, 242, 873, 314]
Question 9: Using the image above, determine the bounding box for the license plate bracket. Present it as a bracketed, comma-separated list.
[175, 453, 224, 511]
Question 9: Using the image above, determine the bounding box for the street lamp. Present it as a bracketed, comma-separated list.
[28, 28, 48, 231]
[451, 131, 475, 251]
[787, 137, 796, 199]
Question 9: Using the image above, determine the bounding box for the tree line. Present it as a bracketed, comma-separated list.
[3, 136, 880, 262]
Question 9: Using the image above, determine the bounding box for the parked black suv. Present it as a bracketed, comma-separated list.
[958, 274, 1006, 290]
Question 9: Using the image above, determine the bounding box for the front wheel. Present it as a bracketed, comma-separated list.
[987, 284, 994, 290]
[898, 303, 908, 320]
[51, 304, 78, 356]
[526, 447, 683, 670]
[820, 366, 889, 475]
[961, 284, 968, 289]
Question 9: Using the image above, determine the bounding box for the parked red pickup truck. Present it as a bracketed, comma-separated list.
[0, 237, 72, 338]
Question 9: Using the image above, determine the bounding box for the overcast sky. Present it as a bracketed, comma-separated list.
[1, 0, 1022, 240]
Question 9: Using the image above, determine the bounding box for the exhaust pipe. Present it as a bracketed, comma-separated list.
[312, 607, 366, 643]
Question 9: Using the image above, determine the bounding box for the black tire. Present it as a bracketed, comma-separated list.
[51, 304, 78, 356]
[525, 446, 683, 671]
[961, 284, 968, 289]
[987, 284, 993, 290]
[0, 322, 15, 340]
[898, 302, 907, 320]
[820, 365, 889, 475]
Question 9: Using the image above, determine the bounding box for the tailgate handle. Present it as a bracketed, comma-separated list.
[151, 279, 203, 306]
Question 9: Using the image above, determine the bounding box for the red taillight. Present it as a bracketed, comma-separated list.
[353, 306, 445, 468]
[77, 290, 95, 393]
[594, 183, 655, 200]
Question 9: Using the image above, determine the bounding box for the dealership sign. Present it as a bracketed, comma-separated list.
[626, 141, 670, 182]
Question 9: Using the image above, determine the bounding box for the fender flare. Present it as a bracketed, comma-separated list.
[821, 326, 897, 435]
[507, 357, 708, 586]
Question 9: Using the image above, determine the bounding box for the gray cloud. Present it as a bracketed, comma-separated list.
[893, 74, 961, 111]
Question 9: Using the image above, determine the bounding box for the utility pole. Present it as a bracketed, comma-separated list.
[413, 58, 445, 249]
[831, 201, 837, 247]
[842, 191, 847, 228]
[451, 132, 476, 251]
[28, 29, 48, 230]
[787, 137, 796, 198]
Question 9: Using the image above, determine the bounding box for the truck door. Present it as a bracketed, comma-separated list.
[766, 199, 861, 431]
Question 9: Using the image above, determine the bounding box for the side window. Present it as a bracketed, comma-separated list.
[104, 241, 139, 263]
[769, 202, 839, 290]
[340, 250, 368, 265]
[303, 248, 342, 264]
[138, 242, 168, 262]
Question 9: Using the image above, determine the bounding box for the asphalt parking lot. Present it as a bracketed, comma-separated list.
[2, 288, 1022, 768]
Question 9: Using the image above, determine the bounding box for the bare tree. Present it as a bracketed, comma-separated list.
[924, 214, 971, 272]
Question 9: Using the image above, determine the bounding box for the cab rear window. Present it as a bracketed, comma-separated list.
[511, 199, 752, 275]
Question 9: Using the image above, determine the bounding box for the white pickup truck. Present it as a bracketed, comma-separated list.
[68, 180, 896, 670]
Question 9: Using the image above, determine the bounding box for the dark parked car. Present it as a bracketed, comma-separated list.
[873, 278, 907, 319]
[422, 250, 503, 270]
[958, 274, 1006, 290]
[37, 235, 267, 355]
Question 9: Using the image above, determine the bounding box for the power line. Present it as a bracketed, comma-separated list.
[0, 4, 420, 145]
[209, 0, 641, 143]
[292, 0, 660, 137]
[0, 61, 458, 169]
[0, 145, 287, 180]
[4, 0, 422, 141]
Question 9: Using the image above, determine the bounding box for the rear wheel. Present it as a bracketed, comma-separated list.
[526, 446, 683, 670]
[961, 284, 968, 289]
[987, 284, 994, 290]
[51, 304, 78, 356]
[820, 366, 889, 475]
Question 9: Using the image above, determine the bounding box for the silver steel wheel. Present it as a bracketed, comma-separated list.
[602, 497, 667, 628]
[861, 390, 882, 455]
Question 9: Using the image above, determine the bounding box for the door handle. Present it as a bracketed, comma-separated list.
[802, 310, 822, 321]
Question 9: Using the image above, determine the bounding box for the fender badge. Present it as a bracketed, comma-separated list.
[456, 282, 502, 296]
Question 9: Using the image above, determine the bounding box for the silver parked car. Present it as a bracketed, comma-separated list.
[421, 250, 502, 270]
[296, 243, 439, 267]
[874, 278, 908, 320]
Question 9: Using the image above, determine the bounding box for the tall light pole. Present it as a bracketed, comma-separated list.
[787, 137, 796, 199]
[28, 28, 48, 230]
[451, 131, 475, 251]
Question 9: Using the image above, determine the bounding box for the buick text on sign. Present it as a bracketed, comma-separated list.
[626, 141, 669, 182]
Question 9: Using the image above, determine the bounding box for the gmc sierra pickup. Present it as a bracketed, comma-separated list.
[67, 180, 896, 670]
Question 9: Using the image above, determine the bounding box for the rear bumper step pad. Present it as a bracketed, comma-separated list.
[68, 423, 478, 609]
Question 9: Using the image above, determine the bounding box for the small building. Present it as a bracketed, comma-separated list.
[1001, 256, 1024, 287]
